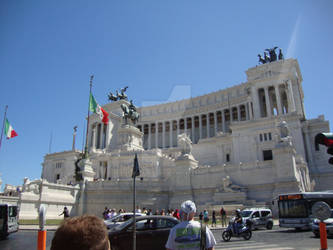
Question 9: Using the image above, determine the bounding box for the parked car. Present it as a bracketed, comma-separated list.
[311, 209, 333, 238]
[108, 215, 179, 250]
[104, 213, 145, 229]
[241, 208, 273, 230]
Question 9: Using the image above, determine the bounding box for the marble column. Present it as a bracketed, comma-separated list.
[251, 86, 260, 119]
[177, 120, 180, 143]
[274, 85, 282, 115]
[207, 114, 210, 138]
[148, 124, 151, 149]
[245, 103, 249, 120]
[287, 80, 296, 112]
[105, 122, 111, 149]
[264, 87, 272, 117]
[222, 110, 226, 132]
[214, 112, 218, 135]
[99, 124, 102, 149]
[95, 123, 100, 149]
[155, 122, 158, 148]
[162, 122, 165, 148]
[199, 115, 202, 139]
[102, 123, 106, 149]
[93, 125, 98, 150]
[249, 102, 253, 120]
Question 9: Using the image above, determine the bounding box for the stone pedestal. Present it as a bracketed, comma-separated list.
[79, 158, 95, 182]
[117, 124, 144, 151]
[272, 140, 301, 196]
[174, 154, 198, 188]
[169, 154, 198, 208]
[77, 158, 95, 216]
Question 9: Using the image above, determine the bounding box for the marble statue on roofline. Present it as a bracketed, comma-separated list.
[108, 86, 128, 102]
[258, 47, 284, 64]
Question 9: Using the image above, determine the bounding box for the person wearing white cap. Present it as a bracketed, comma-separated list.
[166, 200, 216, 250]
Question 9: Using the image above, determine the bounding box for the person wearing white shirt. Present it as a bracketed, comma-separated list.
[166, 200, 216, 250]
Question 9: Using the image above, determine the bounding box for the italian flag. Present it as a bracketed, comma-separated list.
[89, 94, 109, 125]
[5, 118, 18, 139]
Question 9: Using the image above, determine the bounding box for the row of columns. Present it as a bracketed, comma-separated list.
[89, 122, 109, 150]
[87, 81, 296, 151]
[257, 81, 296, 118]
[139, 102, 253, 149]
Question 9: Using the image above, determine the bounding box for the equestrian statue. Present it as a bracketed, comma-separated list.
[121, 100, 140, 125]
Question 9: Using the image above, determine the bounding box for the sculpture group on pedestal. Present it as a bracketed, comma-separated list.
[120, 100, 140, 125]
[258, 47, 284, 64]
[108, 86, 128, 101]
[108, 86, 140, 125]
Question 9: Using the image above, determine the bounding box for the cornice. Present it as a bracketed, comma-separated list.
[230, 112, 302, 131]
[138, 95, 250, 122]
[44, 150, 82, 159]
[246, 59, 299, 82]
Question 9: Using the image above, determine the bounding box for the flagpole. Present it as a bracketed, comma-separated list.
[84, 75, 93, 158]
[132, 153, 140, 250]
[133, 169, 136, 250]
[82, 120, 86, 153]
[0, 105, 8, 152]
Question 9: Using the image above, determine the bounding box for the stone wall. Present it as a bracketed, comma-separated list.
[18, 179, 80, 220]
[0, 195, 19, 206]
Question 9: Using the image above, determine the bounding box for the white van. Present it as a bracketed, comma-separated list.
[241, 207, 273, 230]
[0, 204, 19, 239]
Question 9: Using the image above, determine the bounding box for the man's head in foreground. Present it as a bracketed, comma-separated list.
[180, 200, 196, 221]
[51, 215, 110, 250]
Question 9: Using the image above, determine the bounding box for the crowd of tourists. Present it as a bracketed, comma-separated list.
[102, 205, 229, 228]
[198, 207, 228, 227]
[52, 200, 218, 250]
[102, 206, 182, 220]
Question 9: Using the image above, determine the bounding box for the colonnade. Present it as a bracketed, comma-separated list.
[256, 80, 296, 118]
[138, 102, 253, 150]
[89, 122, 109, 150]
[88, 81, 296, 151]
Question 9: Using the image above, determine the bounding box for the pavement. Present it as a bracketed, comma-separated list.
[19, 224, 59, 231]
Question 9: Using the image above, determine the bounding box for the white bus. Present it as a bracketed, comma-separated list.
[0, 203, 19, 239]
[277, 191, 333, 230]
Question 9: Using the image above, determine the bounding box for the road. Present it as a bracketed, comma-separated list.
[214, 226, 331, 250]
[0, 226, 332, 250]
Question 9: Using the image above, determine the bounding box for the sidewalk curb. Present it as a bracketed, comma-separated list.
[19, 225, 58, 231]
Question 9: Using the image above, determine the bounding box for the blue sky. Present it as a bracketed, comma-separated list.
[0, 0, 332, 189]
